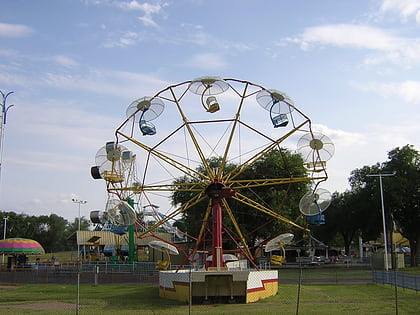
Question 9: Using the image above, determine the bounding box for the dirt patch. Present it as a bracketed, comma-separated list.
[0, 302, 89, 310]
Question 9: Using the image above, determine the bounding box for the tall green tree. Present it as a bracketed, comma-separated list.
[383, 145, 420, 267]
[341, 145, 419, 267]
[314, 189, 381, 255]
[67, 216, 91, 235]
[1, 212, 36, 239]
[0, 211, 75, 252]
[32, 214, 69, 252]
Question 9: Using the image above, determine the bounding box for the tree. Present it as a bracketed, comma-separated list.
[340, 145, 419, 267]
[67, 216, 91, 235]
[0, 211, 74, 252]
[32, 214, 69, 252]
[171, 149, 309, 254]
[313, 189, 381, 255]
[1, 212, 36, 239]
[383, 145, 420, 267]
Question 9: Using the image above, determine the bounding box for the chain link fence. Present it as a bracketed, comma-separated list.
[0, 261, 419, 314]
[373, 270, 420, 291]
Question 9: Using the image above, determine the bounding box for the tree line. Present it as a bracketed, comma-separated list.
[0, 212, 90, 253]
[172, 144, 419, 266]
[313, 144, 419, 266]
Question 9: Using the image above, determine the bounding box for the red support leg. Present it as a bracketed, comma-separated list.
[211, 198, 224, 268]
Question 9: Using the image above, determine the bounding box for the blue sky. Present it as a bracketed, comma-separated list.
[0, 0, 419, 223]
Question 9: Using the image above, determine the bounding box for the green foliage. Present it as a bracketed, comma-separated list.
[384, 145, 420, 266]
[314, 190, 382, 255]
[0, 211, 89, 252]
[316, 144, 419, 264]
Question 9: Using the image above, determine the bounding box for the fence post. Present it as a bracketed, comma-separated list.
[94, 265, 99, 286]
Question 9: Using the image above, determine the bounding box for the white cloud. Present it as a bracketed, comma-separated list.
[137, 15, 159, 28]
[294, 24, 399, 51]
[0, 23, 34, 37]
[0, 49, 19, 58]
[40, 69, 169, 99]
[312, 121, 419, 193]
[115, 0, 169, 28]
[186, 53, 226, 70]
[116, 0, 167, 13]
[52, 55, 80, 68]
[312, 124, 368, 148]
[103, 31, 141, 48]
[397, 80, 420, 103]
[379, 0, 420, 23]
[82, 0, 169, 28]
[0, 71, 32, 87]
[183, 28, 254, 53]
[287, 23, 420, 65]
[351, 80, 420, 104]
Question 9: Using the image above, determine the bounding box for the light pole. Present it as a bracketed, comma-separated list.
[72, 199, 86, 315]
[0, 91, 14, 268]
[367, 172, 395, 271]
[2, 216, 8, 265]
[2, 216, 8, 239]
[72, 198, 87, 259]
[0, 91, 14, 185]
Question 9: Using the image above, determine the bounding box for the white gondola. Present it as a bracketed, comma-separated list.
[270, 112, 288, 128]
[139, 120, 156, 136]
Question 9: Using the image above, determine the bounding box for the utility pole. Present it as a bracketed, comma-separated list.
[72, 198, 87, 259]
[2, 216, 8, 265]
[0, 91, 14, 185]
[367, 172, 395, 271]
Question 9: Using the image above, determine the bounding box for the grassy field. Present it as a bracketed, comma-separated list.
[0, 282, 419, 314]
[278, 267, 372, 281]
[399, 267, 420, 274]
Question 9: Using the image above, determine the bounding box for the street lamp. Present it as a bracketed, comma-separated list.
[0, 91, 15, 184]
[2, 216, 8, 265]
[3, 216, 8, 240]
[0, 90, 14, 267]
[72, 198, 87, 259]
[367, 172, 395, 271]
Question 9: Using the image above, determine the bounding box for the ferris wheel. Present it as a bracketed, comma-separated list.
[100, 77, 333, 269]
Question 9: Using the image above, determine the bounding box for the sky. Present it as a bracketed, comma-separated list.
[0, 0, 419, 224]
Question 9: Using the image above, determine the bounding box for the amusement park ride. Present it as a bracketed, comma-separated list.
[89, 77, 334, 303]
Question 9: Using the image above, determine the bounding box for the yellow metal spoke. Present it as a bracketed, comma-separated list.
[232, 191, 309, 231]
[136, 192, 207, 237]
[222, 199, 253, 258]
[109, 181, 207, 193]
[216, 82, 248, 179]
[117, 130, 208, 181]
[228, 176, 327, 189]
[192, 201, 213, 249]
[169, 87, 214, 178]
[223, 120, 309, 182]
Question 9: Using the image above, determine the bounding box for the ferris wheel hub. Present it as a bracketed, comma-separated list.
[205, 182, 236, 199]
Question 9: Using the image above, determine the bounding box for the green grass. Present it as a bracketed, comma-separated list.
[278, 267, 372, 281]
[399, 266, 420, 275]
[0, 283, 419, 314]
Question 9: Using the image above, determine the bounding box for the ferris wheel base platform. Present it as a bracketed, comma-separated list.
[158, 269, 278, 304]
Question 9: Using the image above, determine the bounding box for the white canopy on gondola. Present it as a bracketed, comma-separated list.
[206, 253, 238, 262]
[148, 240, 179, 255]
